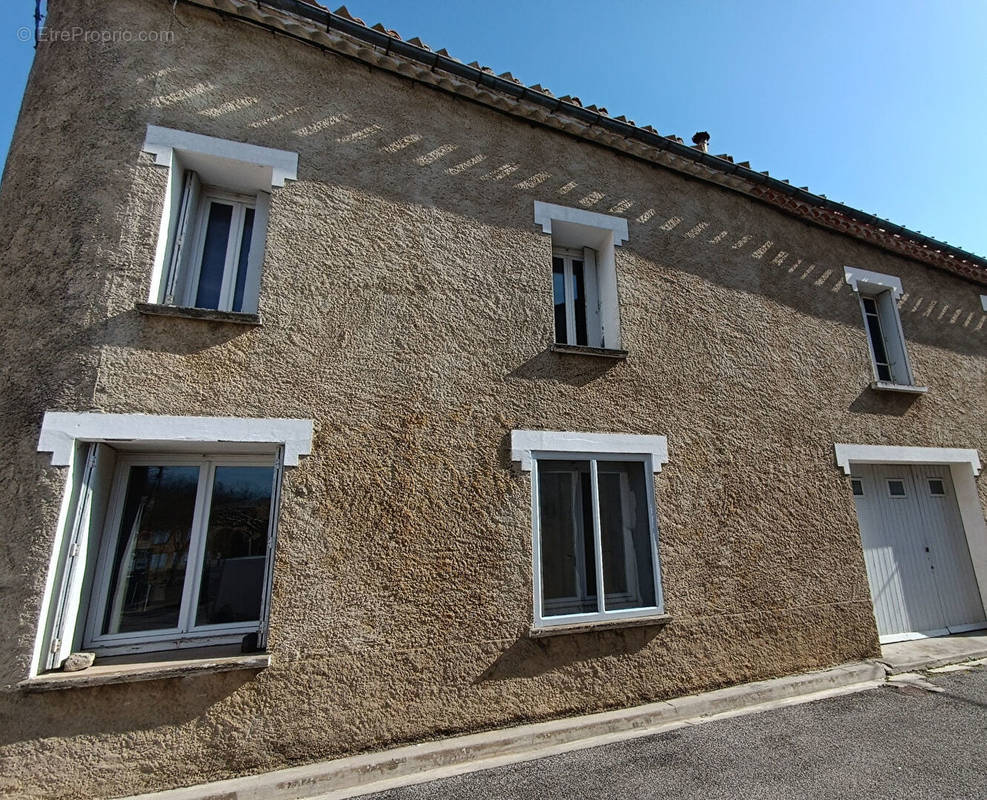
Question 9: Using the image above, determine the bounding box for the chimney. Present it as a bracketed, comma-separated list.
[692, 131, 710, 153]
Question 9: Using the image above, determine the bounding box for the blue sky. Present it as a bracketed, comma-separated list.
[3, 1, 986, 257]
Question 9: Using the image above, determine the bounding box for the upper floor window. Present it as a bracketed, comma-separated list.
[535, 201, 628, 353]
[141, 126, 298, 316]
[843, 266, 926, 393]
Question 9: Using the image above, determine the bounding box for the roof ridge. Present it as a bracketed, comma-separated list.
[197, 0, 987, 278]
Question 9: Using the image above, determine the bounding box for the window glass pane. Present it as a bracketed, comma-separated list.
[863, 296, 892, 381]
[571, 259, 588, 346]
[598, 461, 656, 611]
[195, 465, 273, 627]
[851, 478, 864, 496]
[888, 479, 906, 497]
[928, 479, 945, 496]
[195, 202, 234, 309]
[537, 460, 596, 616]
[231, 207, 255, 313]
[552, 257, 567, 343]
[102, 465, 200, 635]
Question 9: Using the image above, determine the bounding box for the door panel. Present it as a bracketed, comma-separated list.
[852, 464, 986, 641]
[911, 465, 986, 630]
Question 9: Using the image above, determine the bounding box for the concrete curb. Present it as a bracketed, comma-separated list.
[121, 661, 886, 800]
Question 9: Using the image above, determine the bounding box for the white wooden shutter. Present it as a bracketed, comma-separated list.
[256, 447, 285, 651]
[163, 170, 200, 305]
[239, 191, 270, 314]
[582, 246, 602, 348]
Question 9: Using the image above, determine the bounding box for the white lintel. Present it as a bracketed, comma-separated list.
[533, 201, 629, 246]
[843, 266, 904, 300]
[833, 443, 981, 476]
[142, 125, 298, 187]
[38, 412, 314, 467]
[511, 430, 668, 472]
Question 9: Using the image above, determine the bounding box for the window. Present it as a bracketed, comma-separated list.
[851, 478, 864, 496]
[535, 201, 628, 352]
[85, 455, 276, 653]
[928, 478, 946, 496]
[843, 266, 924, 391]
[33, 412, 313, 673]
[887, 479, 907, 497]
[511, 430, 668, 629]
[552, 248, 599, 346]
[142, 126, 298, 315]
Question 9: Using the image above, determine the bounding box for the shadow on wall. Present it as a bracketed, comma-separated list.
[138, 58, 987, 360]
[99, 308, 256, 355]
[506, 348, 623, 387]
[848, 388, 923, 417]
[0, 670, 258, 745]
[476, 626, 665, 683]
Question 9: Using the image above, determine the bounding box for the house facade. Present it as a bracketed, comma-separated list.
[1, 0, 985, 797]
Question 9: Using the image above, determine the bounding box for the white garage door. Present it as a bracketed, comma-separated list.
[851, 464, 986, 643]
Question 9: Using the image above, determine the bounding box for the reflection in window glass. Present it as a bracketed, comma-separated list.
[851, 479, 864, 496]
[538, 460, 596, 616]
[598, 461, 656, 611]
[552, 257, 567, 343]
[231, 207, 255, 313]
[195, 466, 273, 626]
[196, 202, 234, 309]
[103, 466, 200, 635]
[928, 478, 945, 496]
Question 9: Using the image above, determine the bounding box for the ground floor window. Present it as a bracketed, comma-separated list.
[534, 454, 663, 625]
[85, 456, 277, 651]
[34, 412, 313, 673]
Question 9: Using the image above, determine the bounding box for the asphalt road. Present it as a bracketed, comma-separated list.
[368, 665, 987, 800]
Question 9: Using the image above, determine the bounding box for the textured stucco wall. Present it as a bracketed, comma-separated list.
[0, 0, 985, 797]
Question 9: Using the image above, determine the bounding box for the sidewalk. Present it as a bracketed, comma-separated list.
[878, 631, 987, 675]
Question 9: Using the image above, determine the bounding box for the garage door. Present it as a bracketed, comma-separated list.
[851, 464, 986, 643]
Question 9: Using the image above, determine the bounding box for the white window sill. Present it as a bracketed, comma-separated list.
[551, 343, 628, 360]
[17, 646, 270, 692]
[529, 613, 671, 638]
[136, 302, 262, 326]
[869, 381, 928, 395]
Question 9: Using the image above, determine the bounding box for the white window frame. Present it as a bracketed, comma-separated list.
[511, 430, 668, 630]
[843, 266, 925, 392]
[552, 246, 602, 347]
[31, 412, 313, 676]
[535, 201, 628, 350]
[178, 188, 257, 312]
[83, 452, 278, 656]
[141, 125, 298, 315]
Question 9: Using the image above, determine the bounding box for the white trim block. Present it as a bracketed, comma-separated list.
[511, 430, 668, 472]
[143, 125, 298, 186]
[834, 443, 981, 476]
[843, 266, 904, 300]
[39, 412, 314, 466]
[534, 201, 629, 245]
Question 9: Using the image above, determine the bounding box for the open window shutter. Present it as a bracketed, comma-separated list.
[45, 444, 98, 670]
[876, 292, 911, 384]
[256, 447, 285, 651]
[582, 247, 603, 348]
[163, 170, 200, 305]
[241, 191, 270, 314]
